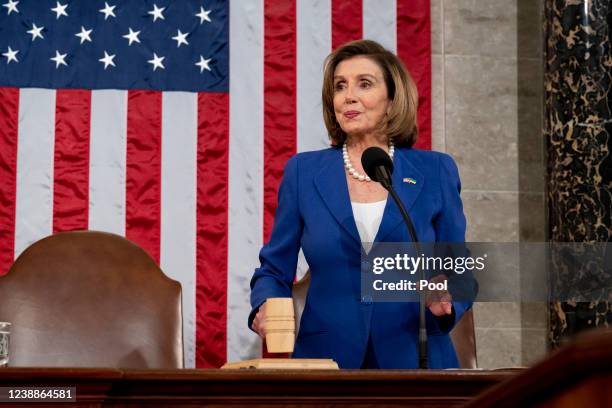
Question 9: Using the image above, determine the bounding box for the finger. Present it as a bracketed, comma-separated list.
[428, 302, 442, 316]
[254, 322, 265, 339]
[428, 302, 452, 317]
[253, 316, 265, 337]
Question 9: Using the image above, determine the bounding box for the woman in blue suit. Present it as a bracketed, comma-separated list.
[249, 40, 474, 369]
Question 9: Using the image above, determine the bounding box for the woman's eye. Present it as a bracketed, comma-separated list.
[360, 80, 372, 88]
[334, 82, 346, 91]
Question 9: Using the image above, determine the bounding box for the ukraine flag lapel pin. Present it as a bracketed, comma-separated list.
[403, 177, 417, 184]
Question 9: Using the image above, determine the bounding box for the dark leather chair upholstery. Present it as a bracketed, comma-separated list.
[0, 231, 183, 368]
[292, 270, 477, 368]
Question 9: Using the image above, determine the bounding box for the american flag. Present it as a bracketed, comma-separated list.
[0, 0, 431, 368]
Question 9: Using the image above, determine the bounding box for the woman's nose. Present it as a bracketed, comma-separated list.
[344, 85, 357, 103]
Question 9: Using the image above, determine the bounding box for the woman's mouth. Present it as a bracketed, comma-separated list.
[344, 111, 360, 119]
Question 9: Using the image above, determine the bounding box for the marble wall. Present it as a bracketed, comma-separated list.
[431, 0, 547, 367]
[544, 0, 612, 346]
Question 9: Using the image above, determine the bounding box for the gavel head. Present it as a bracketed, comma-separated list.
[264, 298, 295, 354]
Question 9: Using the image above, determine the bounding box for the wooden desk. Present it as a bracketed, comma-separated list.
[0, 368, 518, 407]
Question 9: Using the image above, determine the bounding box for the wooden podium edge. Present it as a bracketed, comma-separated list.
[221, 358, 339, 370]
[463, 328, 612, 408]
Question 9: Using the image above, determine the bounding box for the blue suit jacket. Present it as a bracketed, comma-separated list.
[249, 147, 474, 369]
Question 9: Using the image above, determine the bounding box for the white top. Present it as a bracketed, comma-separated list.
[351, 199, 387, 244]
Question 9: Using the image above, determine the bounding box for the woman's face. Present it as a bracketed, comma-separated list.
[332, 56, 391, 139]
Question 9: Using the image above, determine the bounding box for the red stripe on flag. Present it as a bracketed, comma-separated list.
[126, 91, 162, 262]
[0, 88, 19, 275]
[263, 0, 297, 360]
[195, 93, 229, 368]
[397, 0, 431, 150]
[263, 0, 297, 244]
[53, 90, 91, 233]
[332, 0, 363, 50]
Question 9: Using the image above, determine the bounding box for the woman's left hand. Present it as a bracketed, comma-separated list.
[425, 274, 453, 316]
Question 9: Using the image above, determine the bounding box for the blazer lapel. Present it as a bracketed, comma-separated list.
[314, 149, 362, 246]
[374, 150, 424, 243]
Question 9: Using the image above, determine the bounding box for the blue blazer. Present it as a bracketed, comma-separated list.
[249, 147, 473, 369]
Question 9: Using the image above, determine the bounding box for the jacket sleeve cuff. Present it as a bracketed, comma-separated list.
[427, 301, 470, 335]
[434, 305, 456, 333]
[248, 301, 265, 332]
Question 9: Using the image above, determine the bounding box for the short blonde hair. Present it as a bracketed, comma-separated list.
[322, 40, 419, 147]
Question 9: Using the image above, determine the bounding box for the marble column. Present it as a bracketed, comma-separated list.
[544, 0, 612, 347]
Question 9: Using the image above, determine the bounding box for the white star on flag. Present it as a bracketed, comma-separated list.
[98, 51, 116, 70]
[195, 6, 211, 24]
[2, 0, 18, 15]
[99, 2, 116, 20]
[172, 30, 189, 47]
[148, 4, 165, 22]
[2, 46, 18, 64]
[51, 1, 68, 19]
[122, 28, 141, 46]
[50, 50, 68, 68]
[148, 53, 165, 71]
[75, 27, 93, 44]
[195, 55, 211, 73]
[27, 23, 44, 41]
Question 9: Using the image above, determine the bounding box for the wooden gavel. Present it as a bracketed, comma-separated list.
[263, 298, 295, 353]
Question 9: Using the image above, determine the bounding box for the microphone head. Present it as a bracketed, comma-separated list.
[361, 146, 394, 182]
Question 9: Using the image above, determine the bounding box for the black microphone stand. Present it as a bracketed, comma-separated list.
[375, 167, 428, 369]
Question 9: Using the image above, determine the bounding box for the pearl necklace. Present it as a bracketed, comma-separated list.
[342, 142, 394, 182]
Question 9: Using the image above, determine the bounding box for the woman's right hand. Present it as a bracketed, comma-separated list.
[252, 303, 267, 339]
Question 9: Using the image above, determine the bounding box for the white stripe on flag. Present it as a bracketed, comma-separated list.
[160, 91, 198, 368]
[363, 0, 397, 54]
[227, 0, 265, 363]
[297, 0, 331, 154]
[14, 88, 56, 259]
[296, 0, 332, 281]
[89, 90, 127, 235]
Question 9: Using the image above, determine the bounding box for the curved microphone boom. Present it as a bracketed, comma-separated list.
[361, 147, 419, 244]
[361, 147, 428, 369]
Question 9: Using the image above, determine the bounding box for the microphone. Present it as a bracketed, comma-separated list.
[361, 147, 394, 189]
[361, 147, 419, 243]
[361, 146, 428, 369]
